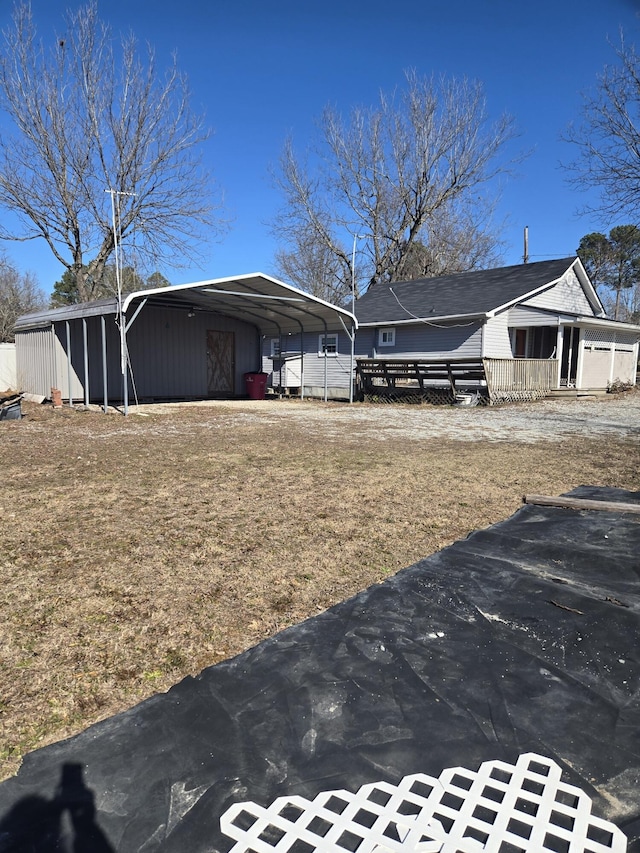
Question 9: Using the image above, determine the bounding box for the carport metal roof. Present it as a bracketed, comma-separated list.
[15, 273, 357, 338]
[15, 273, 358, 413]
[125, 272, 357, 337]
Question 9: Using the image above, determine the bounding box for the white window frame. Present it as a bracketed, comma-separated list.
[270, 338, 281, 358]
[379, 327, 396, 347]
[318, 333, 338, 357]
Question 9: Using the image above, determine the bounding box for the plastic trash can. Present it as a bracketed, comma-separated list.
[244, 372, 268, 400]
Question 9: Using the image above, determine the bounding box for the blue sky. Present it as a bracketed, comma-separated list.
[1, 0, 640, 295]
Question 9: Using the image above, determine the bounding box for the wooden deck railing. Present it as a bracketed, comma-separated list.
[355, 357, 559, 404]
[355, 358, 486, 403]
[483, 358, 558, 402]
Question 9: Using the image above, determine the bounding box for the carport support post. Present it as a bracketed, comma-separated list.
[299, 329, 304, 400]
[123, 352, 129, 415]
[323, 329, 328, 402]
[101, 315, 108, 414]
[349, 321, 354, 403]
[120, 311, 129, 416]
[65, 320, 73, 407]
[82, 318, 89, 408]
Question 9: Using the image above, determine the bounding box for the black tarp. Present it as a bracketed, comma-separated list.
[0, 486, 639, 852]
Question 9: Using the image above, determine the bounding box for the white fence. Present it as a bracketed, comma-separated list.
[0, 343, 17, 390]
[484, 357, 558, 403]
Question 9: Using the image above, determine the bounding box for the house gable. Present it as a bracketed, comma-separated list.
[521, 266, 596, 317]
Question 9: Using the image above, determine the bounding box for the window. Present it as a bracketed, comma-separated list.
[270, 338, 281, 358]
[379, 328, 396, 347]
[318, 333, 338, 356]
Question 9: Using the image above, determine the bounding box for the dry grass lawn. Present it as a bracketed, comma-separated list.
[1, 395, 639, 781]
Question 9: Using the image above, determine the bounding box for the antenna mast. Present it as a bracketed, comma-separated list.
[106, 188, 136, 414]
[523, 226, 529, 264]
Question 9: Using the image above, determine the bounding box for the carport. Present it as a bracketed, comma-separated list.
[14, 273, 358, 412]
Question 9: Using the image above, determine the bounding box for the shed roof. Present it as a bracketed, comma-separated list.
[355, 257, 602, 325]
[15, 273, 357, 337]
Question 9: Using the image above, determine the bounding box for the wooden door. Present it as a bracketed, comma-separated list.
[514, 328, 527, 358]
[207, 330, 235, 397]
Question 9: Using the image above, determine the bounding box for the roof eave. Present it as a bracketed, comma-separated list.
[358, 312, 487, 327]
[566, 316, 640, 333]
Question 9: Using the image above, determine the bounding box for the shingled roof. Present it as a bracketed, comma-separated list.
[355, 257, 584, 324]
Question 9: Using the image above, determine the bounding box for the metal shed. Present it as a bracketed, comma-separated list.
[14, 273, 358, 411]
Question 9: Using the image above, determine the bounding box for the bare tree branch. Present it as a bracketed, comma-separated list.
[0, 256, 46, 342]
[563, 34, 640, 222]
[272, 70, 520, 301]
[0, 3, 225, 303]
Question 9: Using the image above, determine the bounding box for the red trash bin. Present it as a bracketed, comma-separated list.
[244, 372, 268, 400]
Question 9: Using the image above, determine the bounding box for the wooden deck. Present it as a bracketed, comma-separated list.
[356, 357, 563, 404]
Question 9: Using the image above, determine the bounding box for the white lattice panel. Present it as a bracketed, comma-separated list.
[583, 329, 612, 345]
[220, 753, 627, 853]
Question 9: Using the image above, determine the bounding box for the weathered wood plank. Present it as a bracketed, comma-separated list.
[524, 494, 640, 515]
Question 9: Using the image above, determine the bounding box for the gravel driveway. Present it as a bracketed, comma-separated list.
[150, 391, 640, 444]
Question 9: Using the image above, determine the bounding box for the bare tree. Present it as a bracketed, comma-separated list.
[564, 35, 640, 220]
[0, 257, 46, 341]
[275, 237, 346, 304]
[0, 3, 224, 304]
[273, 71, 519, 301]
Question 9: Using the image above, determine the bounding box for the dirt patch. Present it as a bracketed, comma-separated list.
[1, 391, 639, 779]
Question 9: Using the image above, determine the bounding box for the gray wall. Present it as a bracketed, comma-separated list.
[356, 321, 483, 359]
[126, 306, 259, 399]
[262, 329, 354, 398]
[17, 305, 261, 401]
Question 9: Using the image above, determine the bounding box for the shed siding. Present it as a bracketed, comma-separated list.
[16, 307, 260, 402]
[15, 326, 59, 398]
[483, 313, 512, 358]
[126, 306, 258, 398]
[522, 268, 594, 316]
[54, 321, 91, 400]
[356, 322, 483, 359]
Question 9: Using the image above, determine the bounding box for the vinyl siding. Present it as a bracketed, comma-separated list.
[482, 313, 512, 357]
[522, 268, 594, 315]
[262, 330, 353, 397]
[507, 306, 561, 327]
[356, 321, 483, 359]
